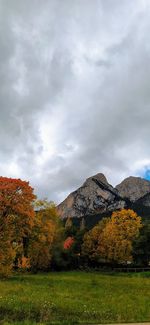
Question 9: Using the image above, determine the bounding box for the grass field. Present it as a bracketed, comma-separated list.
[0, 271, 150, 325]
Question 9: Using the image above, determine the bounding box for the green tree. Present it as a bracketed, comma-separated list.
[133, 222, 150, 266]
[80, 218, 86, 231]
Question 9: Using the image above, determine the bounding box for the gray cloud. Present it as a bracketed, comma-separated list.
[0, 0, 150, 202]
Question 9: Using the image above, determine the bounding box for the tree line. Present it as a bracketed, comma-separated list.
[0, 176, 150, 276]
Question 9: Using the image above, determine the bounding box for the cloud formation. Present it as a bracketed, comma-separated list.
[0, 0, 150, 202]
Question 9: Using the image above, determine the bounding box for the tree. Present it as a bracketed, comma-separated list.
[0, 177, 36, 276]
[102, 209, 142, 264]
[82, 209, 142, 266]
[0, 224, 15, 276]
[64, 237, 74, 250]
[65, 217, 77, 237]
[132, 221, 150, 266]
[82, 218, 109, 265]
[28, 200, 63, 271]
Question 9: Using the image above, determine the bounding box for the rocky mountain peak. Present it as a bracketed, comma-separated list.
[116, 176, 150, 202]
[84, 173, 109, 186]
[57, 172, 125, 219]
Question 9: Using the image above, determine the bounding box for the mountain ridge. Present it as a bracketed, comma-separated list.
[57, 173, 150, 223]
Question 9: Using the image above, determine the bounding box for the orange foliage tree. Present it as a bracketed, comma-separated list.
[0, 177, 36, 276]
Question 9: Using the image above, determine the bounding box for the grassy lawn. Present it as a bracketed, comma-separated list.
[0, 271, 150, 325]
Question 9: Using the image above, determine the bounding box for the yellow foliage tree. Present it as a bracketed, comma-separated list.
[28, 200, 62, 271]
[82, 209, 142, 264]
[102, 209, 142, 263]
[82, 218, 109, 263]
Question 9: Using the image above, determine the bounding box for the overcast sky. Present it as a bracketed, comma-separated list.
[0, 0, 150, 203]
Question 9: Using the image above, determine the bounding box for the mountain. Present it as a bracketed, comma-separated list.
[57, 173, 150, 226]
[116, 176, 150, 201]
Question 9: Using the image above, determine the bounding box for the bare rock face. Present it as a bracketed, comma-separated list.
[57, 173, 126, 219]
[57, 173, 150, 222]
[116, 176, 150, 202]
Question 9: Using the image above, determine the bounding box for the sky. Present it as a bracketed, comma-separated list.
[0, 0, 150, 203]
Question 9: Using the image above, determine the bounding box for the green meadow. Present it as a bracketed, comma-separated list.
[0, 271, 150, 325]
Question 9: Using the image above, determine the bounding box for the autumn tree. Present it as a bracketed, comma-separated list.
[63, 236, 74, 250]
[102, 209, 142, 264]
[82, 218, 109, 264]
[28, 200, 63, 271]
[0, 176, 36, 276]
[0, 224, 15, 276]
[82, 209, 142, 265]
